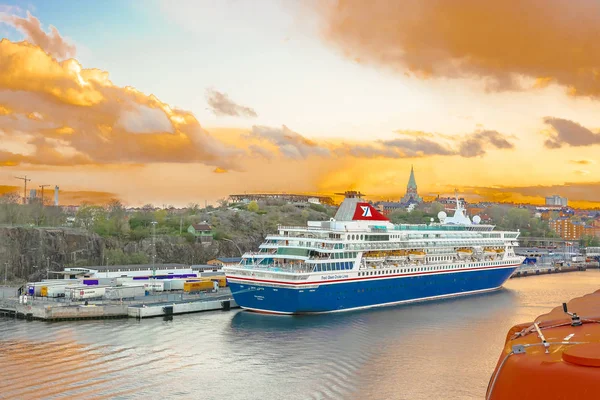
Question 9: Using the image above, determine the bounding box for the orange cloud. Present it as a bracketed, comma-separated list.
[0, 34, 243, 169]
[313, 0, 600, 96]
[1, 11, 76, 59]
[569, 159, 595, 165]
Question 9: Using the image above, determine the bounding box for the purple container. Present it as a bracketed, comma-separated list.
[82, 279, 99, 285]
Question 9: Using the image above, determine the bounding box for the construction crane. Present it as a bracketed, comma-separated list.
[39, 184, 51, 205]
[14, 175, 31, 205]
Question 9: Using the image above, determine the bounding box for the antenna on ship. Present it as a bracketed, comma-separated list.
[335, 191, 365, 199]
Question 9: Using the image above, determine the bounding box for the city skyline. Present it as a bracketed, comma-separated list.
[1, 1, 600, 208]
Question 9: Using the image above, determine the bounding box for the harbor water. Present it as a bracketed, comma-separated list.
[2, 270, 600, 400]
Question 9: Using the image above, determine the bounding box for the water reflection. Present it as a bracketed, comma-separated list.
[1, 272, 598, 400]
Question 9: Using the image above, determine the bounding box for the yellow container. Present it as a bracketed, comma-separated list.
[183, 281, 213, 293]
[40, 286, 48, 297]
[209, 277, 227, 287]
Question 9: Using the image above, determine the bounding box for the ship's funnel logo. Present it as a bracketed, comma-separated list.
[360, 206, 372, 217]
[352, 203, 389, 221]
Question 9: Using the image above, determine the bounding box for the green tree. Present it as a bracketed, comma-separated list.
[580, 235, 600, 247]
[107, 200, 128, 237]
[429, 201, 444, 215]
[76, 203, 106, 231]
[503, 208, 531, 230]
[488, 205, 509, 225]
[0, 192, 22, 225]
[154, 209, 168, 224]
[247, 201, 260, 212]
[187, 203, 200, 215]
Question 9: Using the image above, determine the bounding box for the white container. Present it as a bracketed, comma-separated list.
[46, 285, 67, 298]
[66, 286, 106, 300]
[123, 280, 164, 292]
[163, 279, 185, 291]
[32, 280, 69, 296]
[105, 285, 145, 299]
[116, 277, 134, 286]
[97, 278, 119, 286]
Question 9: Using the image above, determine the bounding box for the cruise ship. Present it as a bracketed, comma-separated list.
[223, 191, 524, 314]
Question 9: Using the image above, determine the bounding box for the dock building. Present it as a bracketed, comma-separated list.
[60, 263, 194, 279]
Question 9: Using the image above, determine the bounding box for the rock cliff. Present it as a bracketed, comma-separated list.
[0, 227, 237, 282]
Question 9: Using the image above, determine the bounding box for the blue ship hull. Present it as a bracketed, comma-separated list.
[228, 266, 518, 314]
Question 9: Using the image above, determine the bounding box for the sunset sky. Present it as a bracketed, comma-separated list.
[1, 0, 600, 207]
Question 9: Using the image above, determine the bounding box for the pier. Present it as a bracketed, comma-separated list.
[0, 288, 239, 321]
[510, 261, 598, 278]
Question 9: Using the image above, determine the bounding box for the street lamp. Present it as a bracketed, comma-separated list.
[151, 221, 157, 278]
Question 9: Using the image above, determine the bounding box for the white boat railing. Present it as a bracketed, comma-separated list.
[233, 263, 313, 274]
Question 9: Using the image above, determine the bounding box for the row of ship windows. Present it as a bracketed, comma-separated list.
[357, 260, 505, 276]
[314, 262, 353, 272]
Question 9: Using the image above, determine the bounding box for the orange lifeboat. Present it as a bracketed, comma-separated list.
[486, 289, 600, 400]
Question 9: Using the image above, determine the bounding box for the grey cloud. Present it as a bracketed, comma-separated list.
[543, 117, 600, 149]
[250, 125, 330, 159]
[250, 125, 515, 160]
[458, 130, 514, 157]
[206, 89, 258, 118]
[385, 137, 454, 157]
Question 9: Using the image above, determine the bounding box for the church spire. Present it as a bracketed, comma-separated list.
[407, 165, 417, 189]
[400, 165, 422, 204]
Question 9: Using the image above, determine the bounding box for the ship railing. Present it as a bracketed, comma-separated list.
[278, 225, 329, 231]
[233, 264, 313, 274]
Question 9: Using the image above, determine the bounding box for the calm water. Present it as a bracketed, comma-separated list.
[2, 270, 600, 400]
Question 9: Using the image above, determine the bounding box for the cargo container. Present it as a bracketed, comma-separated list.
[209, 276, 227, 287]
[199, 271, 224, 278]
[65, 286, 106, 300]
[46, 285, 67, 298]
[123, 280, 164, 292]
[105, 285, 145, 299]
[116, 277, 133, 286]
[185, 277, 212, 282]
[96, 278, 120, 286]
[163, 279, 186, 291]
[183, 280, 213, 293]
[29, 280, 72, 296]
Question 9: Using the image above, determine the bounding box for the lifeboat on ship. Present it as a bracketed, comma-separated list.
[408, 250, 426, 261]
[483, 247, 497, 258]
[362, 251, 386, 262]
[388, 250, 408, 261]
[456, 247, 473, 259]
[486, 289, 600, 400]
